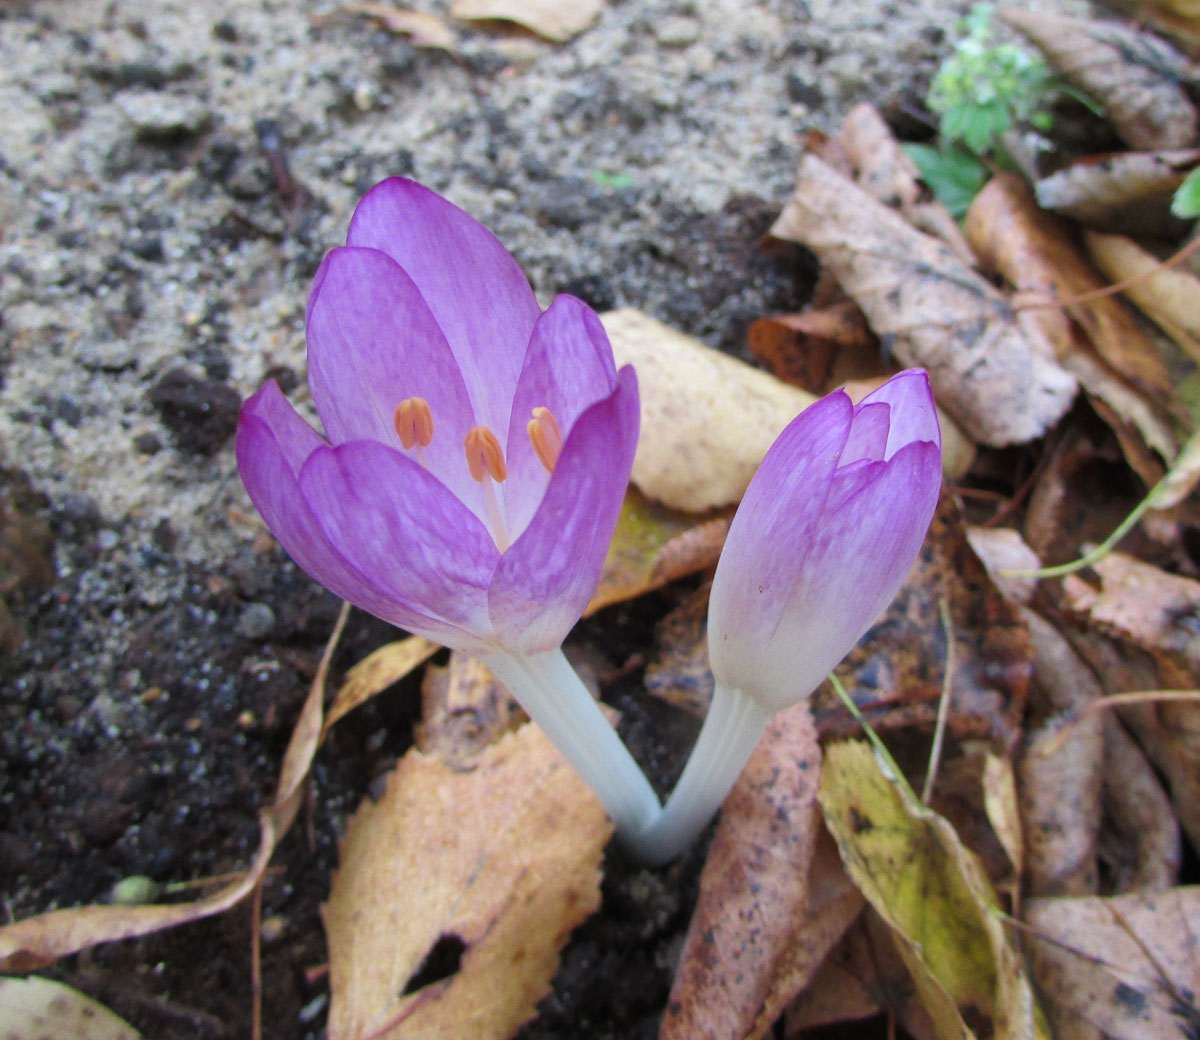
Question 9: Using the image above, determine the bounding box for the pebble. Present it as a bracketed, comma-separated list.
[117, 91, 213, 142]
[235, 602, 276, 640]
[652, 15, 701, 47]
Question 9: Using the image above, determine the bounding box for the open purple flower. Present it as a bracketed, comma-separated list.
[237, 177, 638, 657]
[237, 179, 660, 834]
[708, 368, 942, 711]
[629, 370, 941, 862]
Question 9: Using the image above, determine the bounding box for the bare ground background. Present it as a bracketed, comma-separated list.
[0, 0, 1086, 1036]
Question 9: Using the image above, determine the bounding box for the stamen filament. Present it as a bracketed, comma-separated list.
[528, 406, 563, 474]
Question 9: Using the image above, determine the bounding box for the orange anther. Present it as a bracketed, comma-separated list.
[394, 397, 434, 450]
[527, 406, 563, 474]
[464, 425, 508, 483]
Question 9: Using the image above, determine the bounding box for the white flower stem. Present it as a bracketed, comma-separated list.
[479, 647, 662, 837]
[625, 680, 772, 866]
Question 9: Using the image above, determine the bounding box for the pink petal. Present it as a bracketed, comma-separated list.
[503, 295, 619, 533]
[707, 391, 853, 679]
[298, 438, 499, 643]
[747, 440, 942, 708]
[346, 178, 540, 438]
[305, 246, 484, 517]
[237, 390, 459, 638]
[859, 369, 941, 458]
[841, 401, 890, 465]
[488, 366, 639, 654]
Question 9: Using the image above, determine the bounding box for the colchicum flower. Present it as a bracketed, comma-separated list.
[630, 370, 942, 862]
[237, 178, 659, 833]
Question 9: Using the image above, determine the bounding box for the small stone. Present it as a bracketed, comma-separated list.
[653, 15, 700, 47]
[118, 91, 213, 143]
[212, 18, 238, 42]
[133, 432, 162, 455]
[236, 602, 276, 640]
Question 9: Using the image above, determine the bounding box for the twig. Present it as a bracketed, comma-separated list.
[921, 599, 956, 805]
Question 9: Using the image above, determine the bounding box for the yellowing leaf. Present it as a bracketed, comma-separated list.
[818, 740, 1046, 1040]
[322, 722, 611, 1040]
[0, 977, 141, 1040]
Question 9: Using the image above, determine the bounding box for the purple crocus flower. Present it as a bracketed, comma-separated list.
[708, 368, 942, 711]
[237, 178, 660, 834]
[629, 370, 941, 862]
[236, 177, 638, 657]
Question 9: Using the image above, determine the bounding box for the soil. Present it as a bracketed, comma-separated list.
[0, 0, 1087, 1037]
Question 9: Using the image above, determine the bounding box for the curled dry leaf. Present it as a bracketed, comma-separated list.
[586, 488, 730, 614]
[1085, 229, 1200, 363]
[982, 752, 1024, 884]
[966, 526, 1042, 606]
[1001, 8, 1199, 150]
[1152, 425, 1200, 510]
[601, 308, 816, 511]
[0, 976, 141, 1040]
[819, 740, 1045, 1040]
[1035, 150, 1200, 236]
[662, 705, 862, 1040]
[0, 602, 352, 973]
[449, 0, 602, 41]
[415, 651, 525, 766]
[1025, 887, 1200, 1040]
[1021, 610, 1103, 896]
[815, 492, 1032, 752]
[836, 102, 977, 263]
[965, 173, 1177, 410]
[1100, 714, 1181, 892]
[322, 723, 611, 1040]
[1061, 550, 1200, 672]
[747, 301, 878, 395]
[772, 153, 1077, 446]
[321, 634, 439, 739]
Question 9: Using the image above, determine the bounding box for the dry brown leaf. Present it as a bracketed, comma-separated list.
[586, 488, 730, 614]
[966, 526, 1042, 606]
[1100, 714, 1181, 892]
[772, 153, 1077, 446]
[814, 491, 1032, 751]
[966, 173, 1177, 410]
[0, 977, 141, 1040]
[1025, 887, 1200, 1039]
[747, 301, 878, 394]
[1153, 426, 1200, 510]
[1020, 610, 1103, 896]
[323, 722, 611, 1040]
[601, 308, 817, 511]
[415, 652, 524, 765]
[0, 603, 350, 972]
[662, 705, 863, 1040]
[1035, 150, 1200, 236]
[1062, 551, 1200, 671]
[837, 102, 977, 263]
[644, 582, 713, 718]
[1002, 8, 1199, 150]
[449, 0, 601, 41]
[784, 911, 940, 1040]
[322, 634, 439, 739]
[1085, 229, 1200, 363]
[326, 4, 457, 48]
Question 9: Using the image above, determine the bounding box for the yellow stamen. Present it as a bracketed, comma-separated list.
[394, 397, 434, 450]
[464, 425, 508, 483]
[527, 406, 563, 474]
